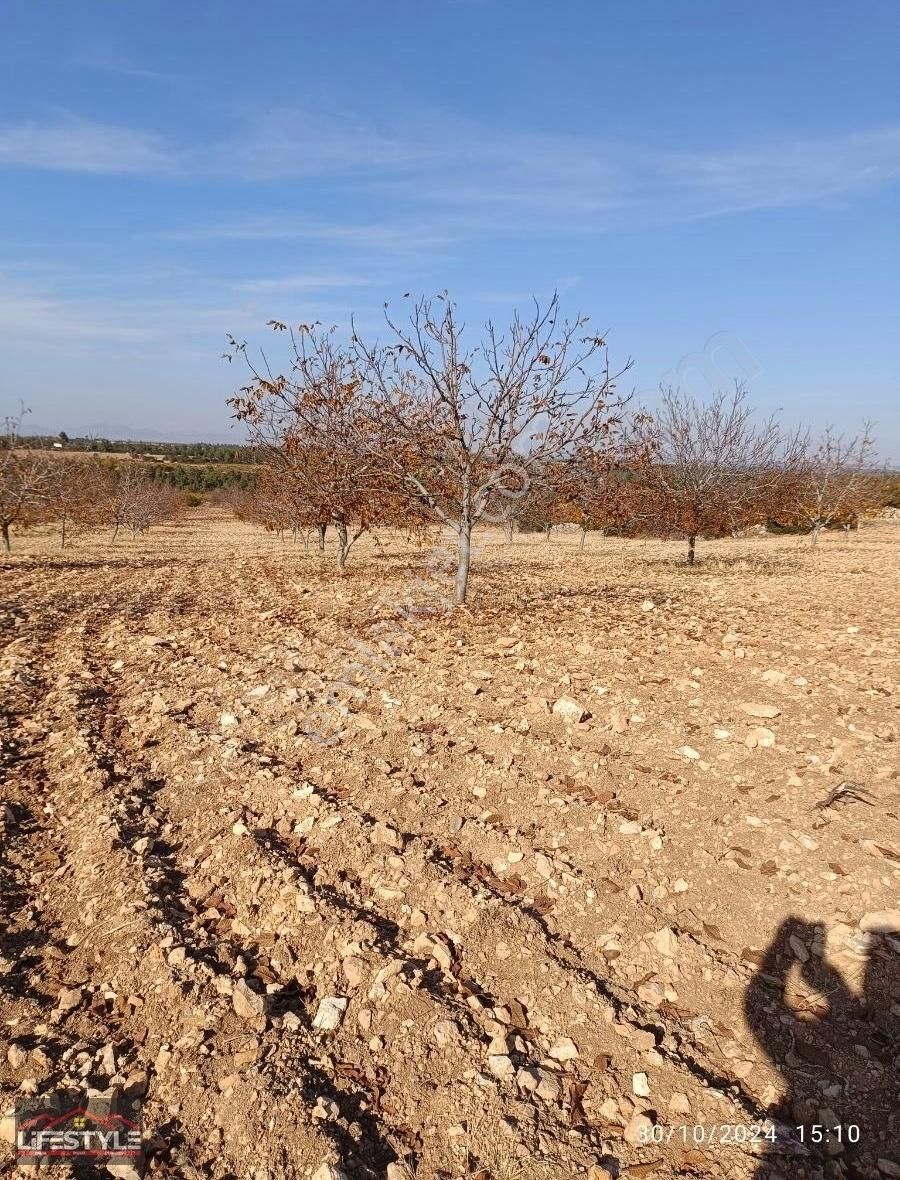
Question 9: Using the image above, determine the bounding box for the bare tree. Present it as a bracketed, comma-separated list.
[45, 458, 116, 548]
[233, 467, 321, 546]
[557, 421, 656, 550]
[511, 463, 566, 540]
[355, 293, 630, 604]
[635, 385, 801, 564]
[790, 424, 880, 543]
[227, 324, 400, 569]
[0, 409, 57, 552]
[110, 465, 181, 540]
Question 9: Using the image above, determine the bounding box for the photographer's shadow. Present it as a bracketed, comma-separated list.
[744, 916, 899, 1177]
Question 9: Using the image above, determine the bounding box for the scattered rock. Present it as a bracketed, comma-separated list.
[587, 1166, 615, 1180]
[313, 996, 349, 1031]
[653, 927, 678, 958]
[371, 822, 402, 850]
[789, 934, 810, 962]
[99, 1042, 117, 1075]
[739, 702, 782, 719]
[859, 911, 900, 934]
[56, 986, 83, 1013]
[7, 1045, 27, 1069]
[312, 1164, 348, 1180]
[552, 696, 590, 723]
[516, 1066, 560, 1103]
[412, 932, 455, 972]
[548, 1037, 579, 1062]
[624, 1111, 655, 1145]
[669, 1092, 692, 1115]
[487, 1054, 515, 1081]
[106, 1164, 143, 1180]
[232, 979, 267, 1020]
[386, 1164, 416, 1180]
[341, 956, 367, 989]
[745, 726, 776, 749]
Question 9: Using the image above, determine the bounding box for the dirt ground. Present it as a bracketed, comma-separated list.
[2, 508, 898, 1180]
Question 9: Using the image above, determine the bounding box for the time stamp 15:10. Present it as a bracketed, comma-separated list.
[637, 1123, 862, 1146]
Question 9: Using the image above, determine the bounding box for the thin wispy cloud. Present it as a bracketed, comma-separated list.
[162, 216, 456, 252]
[0, 281, 158, 342]
[215, 114, 900, 225]
[76, 50, 175, 84]
[3, 106, 897, 234]
[235, 272, 376, 296]
[209, 107, 429, 180]
[0, 269, 381, 350]
[0, 114, 172, 174]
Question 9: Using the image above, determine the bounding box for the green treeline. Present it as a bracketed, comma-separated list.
[142, 464, 258, 492]
[18, 435, 257, 464]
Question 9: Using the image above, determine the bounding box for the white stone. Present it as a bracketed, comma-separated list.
[548, 1037, 579, 1062]
[312, 996, 348, 1031]
[552, 696, 590, 723]
[487, 1054, 515, 1080]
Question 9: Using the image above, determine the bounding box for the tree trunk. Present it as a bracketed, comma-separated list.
[579, 527, 587, 552]
[454, 522, 472, 605]
[543, 523, 552, 542]
[687, 535, 696, 565]
[336, 521, 349, 570]
[317, 523, 327, 551]
[504, 519, 514, 543]
[810, 523, 822, 546]
[1, 521, 10, 552]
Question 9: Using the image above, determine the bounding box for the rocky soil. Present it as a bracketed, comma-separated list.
[2, 509, 898, 1180]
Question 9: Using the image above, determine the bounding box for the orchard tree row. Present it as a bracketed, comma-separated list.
[227, 293, 888, 603]
[0, 415, 183, 551]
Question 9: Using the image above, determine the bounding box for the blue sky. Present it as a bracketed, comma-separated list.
[1, 1, 898, 453]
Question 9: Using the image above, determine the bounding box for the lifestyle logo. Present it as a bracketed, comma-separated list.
[15, 1092, 143, 1165]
